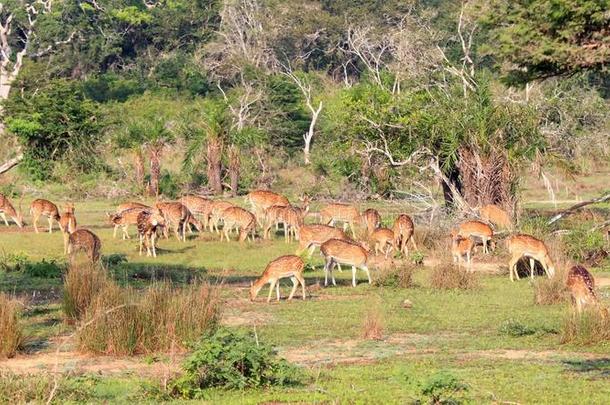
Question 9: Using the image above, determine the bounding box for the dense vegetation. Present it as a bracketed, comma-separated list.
[0, 0, 607, 207]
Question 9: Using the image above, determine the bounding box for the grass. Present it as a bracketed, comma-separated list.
[0, 293, 23, 358]
[0, 198, 609, 402]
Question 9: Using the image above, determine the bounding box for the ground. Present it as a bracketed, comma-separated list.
[0, 188, 609, 403]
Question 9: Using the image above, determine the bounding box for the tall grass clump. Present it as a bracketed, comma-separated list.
[429, 263, 478, 290]
[361, 308, 384, 340]
[372, 263, 415, 288]
[77, 282, 222, 355]
[0, 293, 24, 358]
[63, 263, 111, 320]
[533, 273, 568, 305]
[0, 373, 94, 403]
[560, 309, 610, 345]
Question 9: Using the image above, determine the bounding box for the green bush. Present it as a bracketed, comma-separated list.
[564, 227, 608, 266]
[170, 328, 299, 397]
[24, 259, 63, 278]
[372, 264, 415, 288]
[420, 371, 468, 404]
[0, 252, 29, 272]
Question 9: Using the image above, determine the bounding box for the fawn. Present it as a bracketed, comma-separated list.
[566, 265, 608, 318]
[370, 228, 395, 258]
[137, 209, 165, 257]
[456, 220, 494, 254]
[450, 229, 474, 270]
[59, 204, 78, 254]
[392, 214, 417, 257]
[67, 229, 101, 263]
[361, 208, 381, 236]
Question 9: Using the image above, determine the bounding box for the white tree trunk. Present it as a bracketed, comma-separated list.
[303, 101, 322, 165]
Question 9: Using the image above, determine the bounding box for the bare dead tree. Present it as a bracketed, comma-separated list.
[280, 65, 322, 164]
[217, 78, 263, 132]
[228, 144, 241, 197]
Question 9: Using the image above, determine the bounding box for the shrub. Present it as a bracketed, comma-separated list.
[0, 373, 94, 403]
[361, 308, 384, 340]
[563, 227, 608, 266]
[77, 282, 222, 355]
[429, 263, 479, 290]
[170, 328, 299, 397]
[560, 309, 610, 345]
[0, 293, 24, 358]
[24, 259, 63, 278]
[372, 264, 415, 288]
[421, 371, 468, 404]
[533, 273, 568, 305]
[63, 264, 111, 320]
[0, 252, 29, 272]
[498, 319, 557, 337]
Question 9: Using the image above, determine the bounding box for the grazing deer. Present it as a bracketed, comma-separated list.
[250, 255, 306, 302]
[320, 238, 371, 287]
[320, 203, 360, 237]
[392, 214, 417, 257]
[370, 228, 395, 258]
[456, 220, 494, 254]
[181, 195, 213, 231]
[116, 201, 150, 213]
[361, 208, 381, 235]
[0, 193, 23, 228]
[155, 202, 191, 242]
[297, 224, 348, 258]
[479, 204, 512, 230]
[107, 207, 149, 239]
[263, 205, 305, 242]
[67, 229, 101, 263]
[506, 234, 555, 282]
[30, 199, 60, 233]
[450, 230, 474, 270]
[59, 204, 78, 254]
[245, 190, 290, 225]
[209, 200, 234, 233]
[566, 265, 608, 318]
[220, 206, 256, 242]
[137, 209, 165, 257]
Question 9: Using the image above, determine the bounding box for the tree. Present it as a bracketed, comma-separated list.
[481, 0, 610, 84]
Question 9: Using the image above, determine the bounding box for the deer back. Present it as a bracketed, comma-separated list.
[247, 190, 290, 210]
[320, 203, 360, 223]
[320, 238, 368, 266]
[458, 220, 493, 238]
[566, 265, 597, 299]
[480, 204, 512, 229]
[300, 224, 347, 245]
[31, 199, 60, 219]
[116, 202, 149, 213]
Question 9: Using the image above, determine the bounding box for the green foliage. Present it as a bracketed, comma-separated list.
[564, 226, 608, 265]
[481, 0, 610, 84]
[24, 259, 63, 279]
[499, 319, 558, 337]
[170, 328, 300, 397]
[372, 264, 415, 288]
[0, 252, 29, 273]
[420, 371, 468, 404]
[82, 74, 145, 102]
[0, 373, 95, 403]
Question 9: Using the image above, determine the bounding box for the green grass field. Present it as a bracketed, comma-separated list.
[1, 198, 609, 403]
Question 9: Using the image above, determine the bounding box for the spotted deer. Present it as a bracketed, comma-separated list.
[361, 208, 381, 235]
[67, 229, 101, 263]
[263, 205, 305, 242]
[370, 228, 395, 258]
[319, 203, 360, 237]
[137, 209, 165, 257]
[209, 200, 235, 233]
[116, 201, 150, 213]
[320, 238, 371, 287]
[181, 195, 213, 231]
[220, 206, 256, 242]
[506, 234, 555, 282]
[30, 199, 60, 233]
[566, 265, 608, 317]
[155, 201, 193, 242]
[0, 193, 23, 228]
[250, 255, 306, 302]
[297, 224, 348, 258]
[450, 229, 474, 270]
[456, 220, 494, 254]
[245, 190, 290, 225]
[392, 214, 417, 257]
[479, 204, 512, 230]
[59, 204, 78, 254]
[107, 207, 149, 239]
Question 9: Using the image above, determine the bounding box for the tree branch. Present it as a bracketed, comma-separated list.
[0, 153, 23, 175]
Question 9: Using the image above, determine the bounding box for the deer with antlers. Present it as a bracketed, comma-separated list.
[320, 203, 360, 237]
[321, 238, 371, 287]
[0, 193, 23, 228]
[393, 214, 417, 257]
[220, 206, 256, 242]
[250, 255, 306, 302]
[59, 204, 77, 254]
[137, 209, 165, 257]
[566, 265, 608, 317]
[30, 199, 60, 233]
[506, 234, 555, 281]
[67, 229, 101, 263]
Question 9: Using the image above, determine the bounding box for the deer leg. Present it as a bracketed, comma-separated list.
[267, 279, 276, 303]
[410, 235, 418, 250]
[139, 234, 143, 256]
[331, 260, 336, 286]
[351, 265, 357, 287]
[307, 244, 316, 258]
[288, 277, 298, 300]
[0, 213, 8, 226]
[529, 258, 535, 279]
[32, 214, 39, 233]
[363, 265, 371, 284]
[324, 259, 330, 286]
[276, 279, 281, 301]
[509, 256, 519, 282]
[48, 216, 53, 233]
[63, 233, 69, 255]
[113, 224, 118, 238]
[295, 273, 306, 300]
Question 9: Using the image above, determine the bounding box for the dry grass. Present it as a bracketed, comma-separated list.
[63, 263, 111, 320]
[0, 293, 23, 358]
[372, 263, 415, 288]
[77, 282, 222, 355]
[361, 308, 384, 340]
[560, 308, 610, 345]
[429, 262, 479, 290]
[533, 270, 569, 305]
[0, 372, 92, 403]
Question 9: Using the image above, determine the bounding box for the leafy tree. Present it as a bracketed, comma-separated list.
[481, 0, 610, 84]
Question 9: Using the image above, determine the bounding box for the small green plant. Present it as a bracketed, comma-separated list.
[0, 252, 29, 272]
[0, 293, 24, 358]
[410, 250, 425, 265]
[24, 259, 63, 278]
[421, 371, 468, 404]
[373, 264, 415, 288]
[499, 319, 558, 337]
[170, 328, 299, 398]
[102, 253, 128, 267]
[519, 216, 553, 239]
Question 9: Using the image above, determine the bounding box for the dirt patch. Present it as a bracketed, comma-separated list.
[461, 349, 607, 362]
[423, 258, 505, 274]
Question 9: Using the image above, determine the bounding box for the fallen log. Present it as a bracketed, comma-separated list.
[547, 193, 610, 225]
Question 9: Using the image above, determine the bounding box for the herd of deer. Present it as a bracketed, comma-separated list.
[0, 190, 606, 317]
